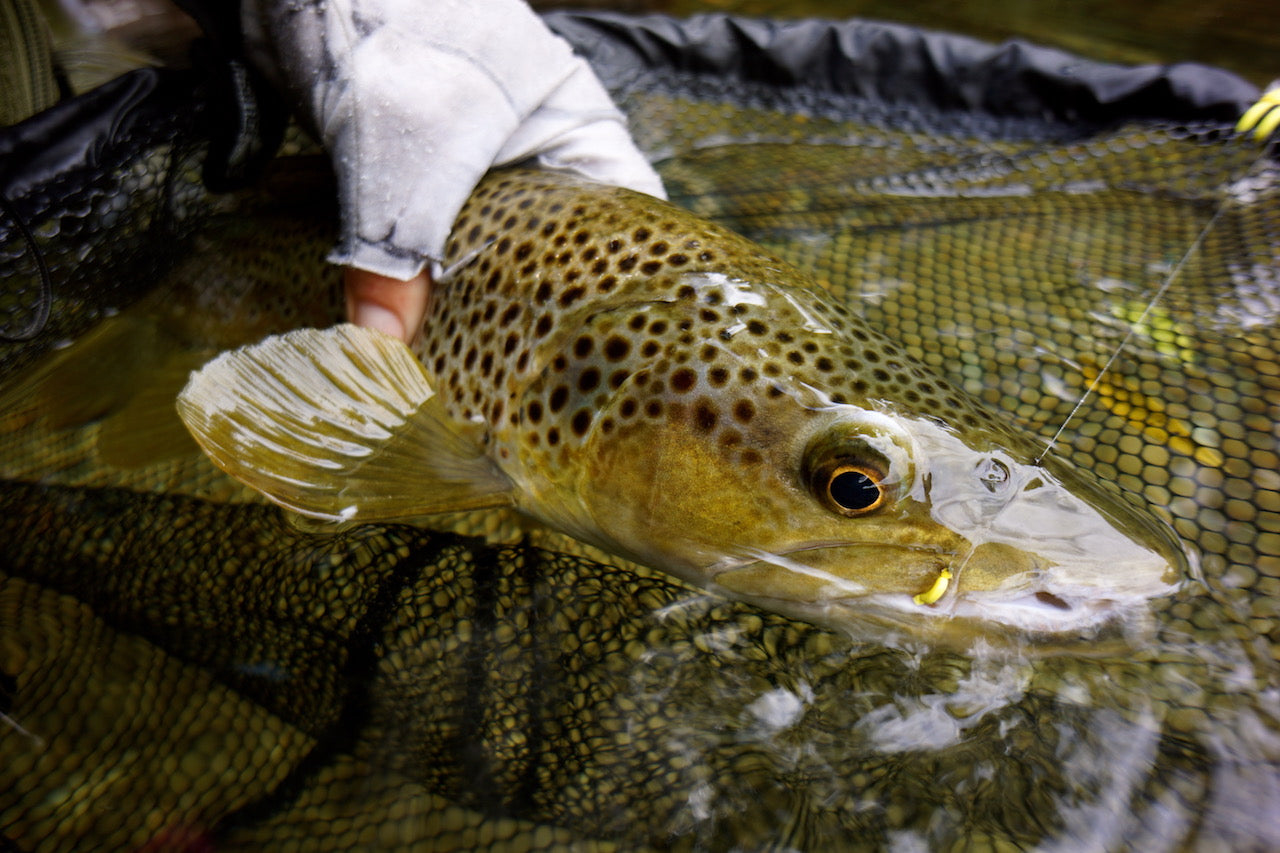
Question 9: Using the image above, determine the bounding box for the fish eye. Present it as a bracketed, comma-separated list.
[807, 452, 888, 517]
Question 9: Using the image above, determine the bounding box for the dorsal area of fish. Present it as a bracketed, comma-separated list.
[417, 168, 1015, 463]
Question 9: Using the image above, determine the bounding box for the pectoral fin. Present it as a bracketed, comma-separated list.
[176, 324, 514, 522]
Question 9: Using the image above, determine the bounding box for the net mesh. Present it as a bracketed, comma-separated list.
[2, 15, 1279, 853]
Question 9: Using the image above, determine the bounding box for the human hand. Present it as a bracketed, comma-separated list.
[242, 0, 665, 344]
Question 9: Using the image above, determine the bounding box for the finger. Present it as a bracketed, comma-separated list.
[344, 267, 432, 344]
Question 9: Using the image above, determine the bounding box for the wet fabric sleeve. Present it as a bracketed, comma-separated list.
[240, 0, 666, 280]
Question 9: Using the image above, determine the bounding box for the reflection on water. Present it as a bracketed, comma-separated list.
[3, 9, 1280, 853]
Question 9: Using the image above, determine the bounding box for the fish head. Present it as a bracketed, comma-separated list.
[562, 283, 1192, 647]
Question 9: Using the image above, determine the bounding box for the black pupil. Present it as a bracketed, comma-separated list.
[829, 470, 879, 510]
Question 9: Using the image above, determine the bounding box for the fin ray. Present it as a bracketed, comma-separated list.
[176, 324, 514, 521]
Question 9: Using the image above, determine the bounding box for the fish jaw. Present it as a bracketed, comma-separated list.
[710, 535, 1180, 646]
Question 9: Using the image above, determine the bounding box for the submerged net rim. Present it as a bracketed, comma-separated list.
[547, 10, 1260, 132]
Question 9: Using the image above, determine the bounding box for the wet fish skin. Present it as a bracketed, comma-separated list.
[179, 168, 1192, 644]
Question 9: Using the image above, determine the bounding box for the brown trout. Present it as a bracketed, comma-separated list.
[177, 168, 1192, 644]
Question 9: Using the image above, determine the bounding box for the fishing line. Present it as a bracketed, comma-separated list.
[1032, 135, 1273, 467]
[931, 130, 1274, 619]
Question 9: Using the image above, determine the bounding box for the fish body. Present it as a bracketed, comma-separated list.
[178, 168, 1192, 645]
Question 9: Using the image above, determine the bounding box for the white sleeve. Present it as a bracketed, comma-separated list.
[241, 0, 666, 279]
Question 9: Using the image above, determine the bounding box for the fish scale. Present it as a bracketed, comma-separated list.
[425, 169, 1021, 469]
[178, 167, 1193, 646]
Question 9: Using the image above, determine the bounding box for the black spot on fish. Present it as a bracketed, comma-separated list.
[641, 261, 662, 275]
[559, 286, 586, 308]
[671, 368, 696, 393]
[535, 315, 553, 337]
[597, 274, 616, 292]
[620, 398, 637, 418]
[747, 320, 767, 336]
[579, 368, 600, 392]
[571, 409, 591, 436]
[733, 400, 755, 423]
[619, 256, 638, 272]
[515, 242, 533, 261]
[668, 253, 689, 266]
[549, 386, 569, 413]
[604, 336, 630, 361]
[574, 336, 594, 358]
[693, 399, 718, 433]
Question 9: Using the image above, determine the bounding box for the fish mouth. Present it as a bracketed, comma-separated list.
[711, 539, 1183, 645]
